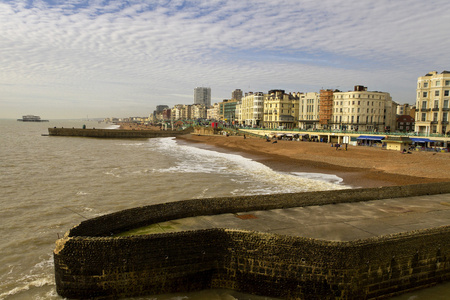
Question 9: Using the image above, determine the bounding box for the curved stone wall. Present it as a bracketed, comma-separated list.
[54, 182, 450, 299]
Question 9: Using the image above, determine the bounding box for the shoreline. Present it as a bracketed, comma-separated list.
[177, 134, 450, 188]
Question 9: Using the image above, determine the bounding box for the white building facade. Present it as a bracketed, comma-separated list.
[415, 71, 450, 135]
[298, 92, 320, 130]
[331, 86, 396, 132]
[238, 92, 264, 127]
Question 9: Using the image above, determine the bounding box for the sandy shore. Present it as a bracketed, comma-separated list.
[177, 134, 450, 188]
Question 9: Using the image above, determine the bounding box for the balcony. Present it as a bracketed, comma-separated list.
[432, 108, 440, 111]
[420, 108, 430, 112]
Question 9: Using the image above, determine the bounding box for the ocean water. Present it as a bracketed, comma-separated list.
[0, 119, 448, 300]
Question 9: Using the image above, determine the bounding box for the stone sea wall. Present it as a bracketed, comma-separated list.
[48, 127, 193, 138]
[54, 182, 450, 299]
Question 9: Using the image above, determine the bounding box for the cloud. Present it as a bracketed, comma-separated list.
[1, 0, 450, 118]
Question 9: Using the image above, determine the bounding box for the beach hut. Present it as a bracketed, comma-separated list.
[382, 136, 413, 152]
[357, 135, 385, 147]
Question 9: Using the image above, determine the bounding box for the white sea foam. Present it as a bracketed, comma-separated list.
[103, 124, 120, 129]
[291, 172, 344, 185]
[0, 255, 54, 299]
[0, 277, 53, 299]
[147, 138, 347, 194]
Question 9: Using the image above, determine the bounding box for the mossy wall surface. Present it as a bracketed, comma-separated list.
[54, 183, 450, 299]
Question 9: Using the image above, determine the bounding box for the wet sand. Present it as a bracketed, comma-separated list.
[177, 134, 450, 188]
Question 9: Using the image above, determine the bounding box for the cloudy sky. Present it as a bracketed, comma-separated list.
[1, 0, 450, 119]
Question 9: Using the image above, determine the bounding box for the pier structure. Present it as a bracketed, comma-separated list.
[54, 183, 450, 299]
[47, 127, 193, 138]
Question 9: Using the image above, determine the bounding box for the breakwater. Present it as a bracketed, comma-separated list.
[47, 127, 193, 138]
[54, 183, 450, 299]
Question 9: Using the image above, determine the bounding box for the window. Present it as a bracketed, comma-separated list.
[423, 92, 428, 97]
[444, 100, 449, 108]
[446, 80, 450, 86]
[421, 113, 426, 122]
[435, 91, 440, 96]
[433, 113, 438, 121]
[444, 112, 448, 122]
[436, 81, 441, 87]
[422, 101, 427, 109]
[424, 82, 429, 87]
[434, 100, 439, 108]
[445, 90, 449, 96]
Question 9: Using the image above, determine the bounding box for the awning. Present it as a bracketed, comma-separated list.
[357, 135, 385, 141]
[410, 138, 434, 143]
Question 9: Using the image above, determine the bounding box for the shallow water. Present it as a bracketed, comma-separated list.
[0, 119, 448, 300]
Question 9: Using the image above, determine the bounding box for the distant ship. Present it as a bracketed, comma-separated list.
[17, 115, 49, 122]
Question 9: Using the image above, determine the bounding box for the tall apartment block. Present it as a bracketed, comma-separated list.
[194, 87, 211, 107]
[231, 89, 243, 101]
[415, 71, 450, 135]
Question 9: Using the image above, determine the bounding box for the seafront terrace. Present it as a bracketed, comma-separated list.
[237, 128, 450, 147]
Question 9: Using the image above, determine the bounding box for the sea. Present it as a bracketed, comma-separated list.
[0, 119, 448, 300]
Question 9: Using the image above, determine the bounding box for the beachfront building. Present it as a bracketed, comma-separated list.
[207, 103, 220, 120]
[397, 115, 415, 133]
[194, 87, 211, 107]
[172, 104, 191, 120]
[190, 104, 207, 120]
[237, 92, 265, 127]
[263, 90, 299, 129]
[298, 92, 320, 130]
[415, 71, 450, 135]
[319, 89, 334, 129]
[218, 99, 238, 124]
[397, 103, 412, 116]
[331, 85, 396, 132]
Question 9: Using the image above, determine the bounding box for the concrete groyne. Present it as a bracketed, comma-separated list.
[48, 127, 193, 138]
[54, 183, 450, 299]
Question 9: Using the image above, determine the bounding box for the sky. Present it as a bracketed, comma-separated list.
[1, 0, 450, 119]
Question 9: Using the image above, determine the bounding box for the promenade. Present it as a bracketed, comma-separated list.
[120, 193, 450, 241]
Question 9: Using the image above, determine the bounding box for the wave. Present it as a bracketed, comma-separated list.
[146, 138, 347, 194]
